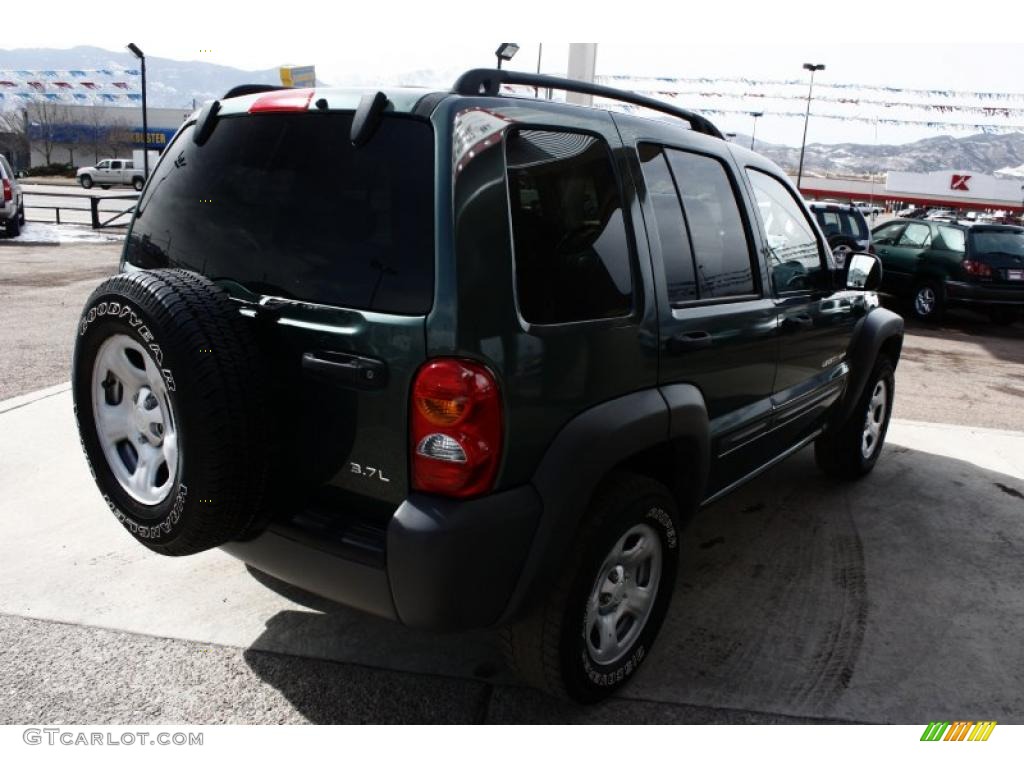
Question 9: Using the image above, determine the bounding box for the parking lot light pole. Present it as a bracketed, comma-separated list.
[749, 111, 763, 150]
[126, 43, 148, 180]
[495, 43, 519, 70]
[797, 63, 825, 193]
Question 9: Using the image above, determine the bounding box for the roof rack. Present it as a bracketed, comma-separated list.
[451, 68, 724, 140]
[222, 84, 288, 100]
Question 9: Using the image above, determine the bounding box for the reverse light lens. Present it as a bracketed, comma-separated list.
[411, 359, 502, 498]
[416, 433, 468, 463]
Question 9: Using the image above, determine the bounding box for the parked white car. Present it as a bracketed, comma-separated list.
[77, 159, 146, 191]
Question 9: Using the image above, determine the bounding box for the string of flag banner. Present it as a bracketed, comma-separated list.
[596, 100, 1024, 134]
[0, 69, 141, 104]
[598, 74, 1024, 102]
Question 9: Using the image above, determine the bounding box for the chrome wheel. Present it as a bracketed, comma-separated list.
[584, 523, 663, 666]
[914, 286, 936, 317]
[861, 379, 888, 460]
[90, 333, 178, 508]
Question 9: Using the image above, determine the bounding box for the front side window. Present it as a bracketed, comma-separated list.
[666, 149, 755, 299]
[747, 169, 824, 293]
[97, 161, 109, 169]
[506, 128, 632, 324]
[873, 222, 905, 246]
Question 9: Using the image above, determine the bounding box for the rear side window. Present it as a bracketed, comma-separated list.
[664, 149, 755, 299]
[937, 226, 966, 252]
[506, 128, 632, 324]
[815, 209, 868, 240]
[638, 145, 697, 303]
[126, 113, 435, 315]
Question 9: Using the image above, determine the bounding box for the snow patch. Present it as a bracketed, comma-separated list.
[4, 222, 124, 245]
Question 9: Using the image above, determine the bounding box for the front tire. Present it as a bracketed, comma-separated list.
[501, 473, 680, 703]
[80, 175, 93, 189]
[132, 177, 144, 191]
[815, 356, 895, 481]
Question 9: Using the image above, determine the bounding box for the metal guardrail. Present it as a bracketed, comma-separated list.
[23, 188, 139, 229]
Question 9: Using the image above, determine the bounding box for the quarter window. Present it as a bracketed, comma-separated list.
[937, 226, 966, 253]
[747, 169, 824, 293]
[506, 129, 633, 324]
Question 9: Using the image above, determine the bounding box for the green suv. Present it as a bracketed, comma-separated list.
[72, 70, 904, 703]
[872, 218, 1024, 323]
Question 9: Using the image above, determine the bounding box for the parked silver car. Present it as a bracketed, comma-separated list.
[77, 158, 146, 191]
[0, 154, 25, 238]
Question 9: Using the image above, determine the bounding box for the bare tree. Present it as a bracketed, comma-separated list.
[0, 108, 29, 169]
[82, 107, 113, 164]
[28, 100, 73, 166]
[104, 114, 132, 159]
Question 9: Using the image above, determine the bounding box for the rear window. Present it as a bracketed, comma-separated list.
[126, 113, 435, 315]
[971, 229, 1024, 256]
[813, 208, 869, 240]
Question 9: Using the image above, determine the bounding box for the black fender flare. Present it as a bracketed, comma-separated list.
[834, 306, 904, 426]
[498, 385, 709, 623]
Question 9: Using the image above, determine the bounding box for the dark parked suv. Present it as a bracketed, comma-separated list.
[808, 201, 873, 267]
[872, 218, 1024, 323]
[72, 71, 904, 702]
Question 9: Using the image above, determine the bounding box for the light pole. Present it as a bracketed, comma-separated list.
[126, 42, 148, 180]
[495, 43, 519, 70]
[749, 111, 763, 150]
[796, 63, 825, 193]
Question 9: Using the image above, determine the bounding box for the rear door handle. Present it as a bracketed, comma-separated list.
[302, 351, 388, 390]
[668, 331, 713, 352]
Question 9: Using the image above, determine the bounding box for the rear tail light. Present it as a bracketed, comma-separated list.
[963, 259, 992, 278]
[411, 359, 502, 498]
[248, 88, 314, 113]
[2, 179, 10, 203]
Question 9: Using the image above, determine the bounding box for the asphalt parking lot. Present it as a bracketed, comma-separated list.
[1, 240, 1022, 723]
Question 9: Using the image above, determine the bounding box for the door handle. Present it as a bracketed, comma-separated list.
[302, 351, 388, 390]
[668, 330, 713, 352]
[781, 314, 813, 331]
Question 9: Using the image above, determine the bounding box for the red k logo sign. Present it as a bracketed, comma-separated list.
[951, 174, 972, 191]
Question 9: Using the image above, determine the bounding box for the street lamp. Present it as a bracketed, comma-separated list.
[749, 111, 763, 150]
[796, 63, 825, 193]
[495, 43, 519, 70]
[126, 42, 149, 180]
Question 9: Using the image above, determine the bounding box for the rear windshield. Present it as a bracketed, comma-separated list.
[970, 229, 1024, 257]
[813, 209, 869, 240]
[125, 113, 435, 315]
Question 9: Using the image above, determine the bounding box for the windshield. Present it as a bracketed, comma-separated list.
[125, 112, 436, 315]
[971, 230, 1024, 257]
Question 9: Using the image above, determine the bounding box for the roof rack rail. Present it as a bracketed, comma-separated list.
[451, 68, 724, 140]
[222, 84, 288, 100]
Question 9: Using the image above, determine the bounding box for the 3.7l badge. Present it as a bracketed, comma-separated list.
[349, 463, 391, 483]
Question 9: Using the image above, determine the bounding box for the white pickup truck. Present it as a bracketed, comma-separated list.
[77, 158, 146, 191]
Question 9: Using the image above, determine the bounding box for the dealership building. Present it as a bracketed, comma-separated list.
[797, 169, 1024, 214]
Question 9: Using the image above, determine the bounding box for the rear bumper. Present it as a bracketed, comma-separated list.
[946, 280, 1024, 306]
[222, 485, 542, 631]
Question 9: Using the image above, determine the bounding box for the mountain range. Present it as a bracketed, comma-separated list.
[3, 46, 1024, 178]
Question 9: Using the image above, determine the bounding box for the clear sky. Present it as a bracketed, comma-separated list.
[10, 0, 1024, 147]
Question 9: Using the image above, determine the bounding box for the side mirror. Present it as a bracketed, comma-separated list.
[845, 252, 883, 291]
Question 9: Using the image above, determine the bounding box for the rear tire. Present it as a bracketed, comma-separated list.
[500, 473, 680, 703]
[6, 213, 20, 237]
[815, 356, 895, 481]
[911, 280, 944, 322]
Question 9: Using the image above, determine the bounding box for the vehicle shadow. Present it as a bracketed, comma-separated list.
[242, 442, 1024, 724]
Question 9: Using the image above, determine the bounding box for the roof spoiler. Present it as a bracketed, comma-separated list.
[451, 68, 724, 140]
[222, 84, 288, 100]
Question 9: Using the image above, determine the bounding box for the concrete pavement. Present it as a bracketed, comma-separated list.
[1, 386, 1022, 723]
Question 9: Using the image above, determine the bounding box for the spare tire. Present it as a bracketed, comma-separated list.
[72, 269, 269, 556]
